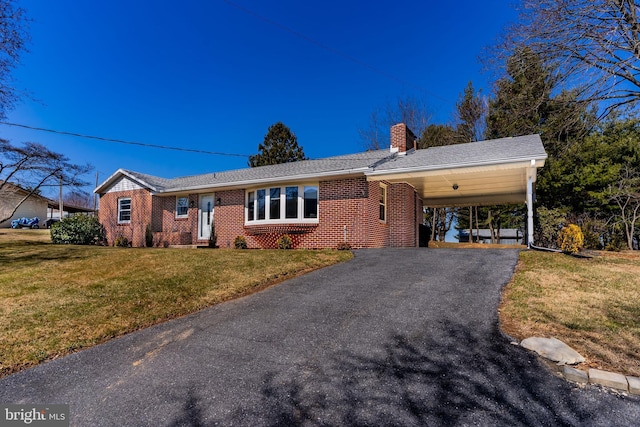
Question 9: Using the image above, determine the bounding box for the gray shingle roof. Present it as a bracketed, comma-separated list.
[98, 134, 547, 194]
[369, 134, 547, 173]
[118, 149, 394, 193]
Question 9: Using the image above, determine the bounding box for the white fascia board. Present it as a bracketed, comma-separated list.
[93, 169, 159, 194]
[157, 168, 370, 195]
[365, 156, 546, 179]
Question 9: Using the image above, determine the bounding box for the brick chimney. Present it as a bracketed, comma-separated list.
[390, 123, 416, 154]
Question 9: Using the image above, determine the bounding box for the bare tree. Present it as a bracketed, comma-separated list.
[608, 165, 640, 250]
[64, 190, 93, 209]
[0, 139, 92, 223]
[359, 95, 432, 150]
[499, 0, 640, 116]
[0, 0, 29, 120]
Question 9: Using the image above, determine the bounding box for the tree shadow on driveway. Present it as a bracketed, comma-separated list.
[180, 320, 639, 426]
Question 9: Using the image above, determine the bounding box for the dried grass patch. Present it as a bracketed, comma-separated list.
[501, 250, 640, 376]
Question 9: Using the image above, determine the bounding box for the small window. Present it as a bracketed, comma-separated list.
[379, 185, 386, 222]
[247, 191, 255, 221]
[303, 186, 318, 219]
[176, 196, 189, 218]
[285, 186, 298, 219]
[118, 198, 131, 223]
[270, 187, 281, 220]
[257, 189, 266, 220]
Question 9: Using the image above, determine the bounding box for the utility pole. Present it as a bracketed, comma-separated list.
[93, 171, 98, 213]
[58, 175, 63, 220]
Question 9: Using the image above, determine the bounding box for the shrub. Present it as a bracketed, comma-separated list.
[145, 223, 154, 247]
[557, 224, 584, 254]
[234, 236, 248, 249]
[337, 242, 352, 250]
[50, 215, 105, 245]
[534, 207, 567, 249]
[114, 235, 130, 247]
[277, 234, 293, 250]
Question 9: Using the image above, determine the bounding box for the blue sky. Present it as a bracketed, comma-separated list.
[2, 0, 517, 196]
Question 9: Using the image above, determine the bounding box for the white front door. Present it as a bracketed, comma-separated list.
[198, 194, 214, 240]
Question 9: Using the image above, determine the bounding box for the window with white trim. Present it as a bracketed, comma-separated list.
[118, 198, 131, 223]
[246, 184, 318, 223]
[176, 196, 189, 218]
[379, 184, 387, 222]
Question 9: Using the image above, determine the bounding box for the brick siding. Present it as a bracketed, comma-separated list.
[99, 177, 422, 249]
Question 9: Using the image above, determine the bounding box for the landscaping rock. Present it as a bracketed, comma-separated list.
[563, 366, 588, 384]
[520, 337, 586, 365]
[589, 369, 628, 391]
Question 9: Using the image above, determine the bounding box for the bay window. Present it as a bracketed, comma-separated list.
[246, 184, 318, 223]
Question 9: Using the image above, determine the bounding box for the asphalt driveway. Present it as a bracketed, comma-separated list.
[1, 248, 638, 426]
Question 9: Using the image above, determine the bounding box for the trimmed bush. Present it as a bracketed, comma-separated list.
[234, 236, 248, 249]
[557, 224, 584, 254]
[277, 234, 293, 250]
[114, 235, 130, 247]
[337, 242, 352, 250]
[50, 215, 105, 245]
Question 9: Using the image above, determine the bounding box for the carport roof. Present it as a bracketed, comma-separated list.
[95, 134, 547, 207]
[366, 135, 547, 207]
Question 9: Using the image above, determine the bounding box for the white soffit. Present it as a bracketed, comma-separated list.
[368, 161, 538, 207]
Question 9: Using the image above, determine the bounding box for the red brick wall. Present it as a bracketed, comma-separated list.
[388, 182, 419, 247]
[99, 189, 153, 247]
[213, 189, 245, 248]
[99, 177, 422, 249]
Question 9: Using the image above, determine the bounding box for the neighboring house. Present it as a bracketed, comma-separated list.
[95, 124, 548, 249]
[458, 228, 525, 245]
[0, 182, 49, 228]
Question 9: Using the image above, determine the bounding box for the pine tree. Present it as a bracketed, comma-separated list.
[248, 122, 307, 167]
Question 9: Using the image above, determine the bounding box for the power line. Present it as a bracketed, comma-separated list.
[221, 0, 452, 104]
[0, 121, 396, 162]
[0, 122, 251, 157]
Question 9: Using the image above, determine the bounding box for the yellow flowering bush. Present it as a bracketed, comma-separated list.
[558, 224, 584, 254]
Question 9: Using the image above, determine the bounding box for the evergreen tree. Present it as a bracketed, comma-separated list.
[486, 47, 555, 140]
[418, 124, 458, 149]
[248, 122, 307, 167]
[455, 81, 486, 143]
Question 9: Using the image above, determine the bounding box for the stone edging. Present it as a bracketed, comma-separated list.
[511, 336, 640, 395]
[562, 366, 640, 395]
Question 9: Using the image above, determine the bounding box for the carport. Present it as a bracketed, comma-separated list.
[366, 134, 547, 246]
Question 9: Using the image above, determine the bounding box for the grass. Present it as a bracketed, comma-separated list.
[0, 229, 352, 377]
[501, 249, 640, 377]
[4, 229, 637, 378]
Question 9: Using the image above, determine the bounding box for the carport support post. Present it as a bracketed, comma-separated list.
[526, 164, 534, 247]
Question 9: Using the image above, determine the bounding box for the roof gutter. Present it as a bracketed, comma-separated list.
[364, 155, 547, 178]
[155, 167, 371, 195]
